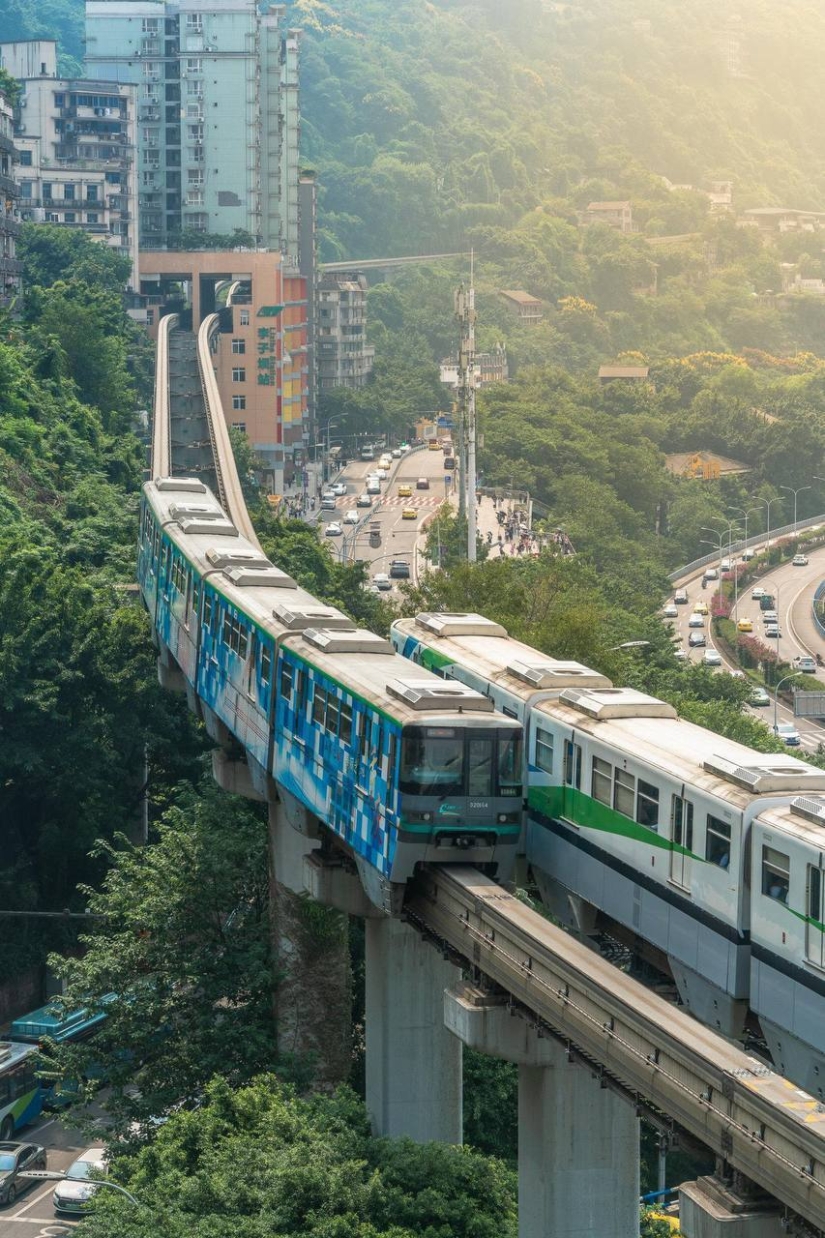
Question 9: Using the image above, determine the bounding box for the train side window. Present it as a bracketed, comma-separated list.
[706, 815, 731, 868]
[171, 556, 186, 594]
[203, 592, 213, 631]
[297, 667, 307, 714]
[592, 757, 611, 805]
[280, 660, 293, 700]
[636, 779, 659, 830]
[387, 731, 397, 777]
[613, 768, 635, 819]
[192, 577, 200, 617]
[313, 686, 327, 727]
[340, 701, 353, 745]
[535, 728, 554, 774]
[260, 645, 272, 687]
[247, 632, 258, 696]
[326, 694, 340, 736]
[357, 712, 370, 761]
[762, 845, 790, 903]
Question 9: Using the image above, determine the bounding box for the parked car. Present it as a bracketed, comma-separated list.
[688, 632, 706, 648]
[356, 493, 372, 508]
[775, 723, 801, 747]
[343, 509, 359, 525]
[325, 521, 343, 537]
[737, 618, 753, 633]
[331, 481, 347, 496]
[703, 648, 722, 666]
[663, 604, 678, 618]
[793, 655, 817, 673]
[0, 1142, 47, 1207]
[688, 613, 705, 628]
[416, 477, 430, 490]
[793, 553, 809, 566]
[373, 573, 392, 591]
[389, 560, 410, 579]
[53, 1147, 107, 1215]
[674, 589, 689, 605]
[750, 687, 771, 707]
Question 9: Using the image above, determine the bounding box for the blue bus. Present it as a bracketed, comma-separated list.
[0, 1041, 41, 1139]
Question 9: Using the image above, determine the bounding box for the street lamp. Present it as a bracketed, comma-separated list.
[727, 505, 762, 551]
[757, 496, 781, 550]
[779, 484, 811, 536]
[20, 1170, 141, 1208]
[773, 671, 801, 738]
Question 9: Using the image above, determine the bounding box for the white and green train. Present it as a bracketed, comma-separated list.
[391, 612, 825, 1097]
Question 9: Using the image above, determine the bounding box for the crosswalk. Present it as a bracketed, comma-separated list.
[331, 494, 446, 510]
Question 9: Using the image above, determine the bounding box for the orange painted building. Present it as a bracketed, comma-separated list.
[140, 249, 309, 488]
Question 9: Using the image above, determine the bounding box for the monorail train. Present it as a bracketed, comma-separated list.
[138, 481, 523, 913]
[391, 612, 825, 1097]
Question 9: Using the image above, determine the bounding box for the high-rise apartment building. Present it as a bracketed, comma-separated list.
[85, 0, 300, 254]
[316, 271, 375, 392]
[0, 83, 22, 308]
[0, 40, 139, 285]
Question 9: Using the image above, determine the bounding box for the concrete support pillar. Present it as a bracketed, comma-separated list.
[679, 1178, 783, 1238]
[365, 917, 462, 1142]
[445, 986, 639, 1238]
[267, 800, 352, 1087]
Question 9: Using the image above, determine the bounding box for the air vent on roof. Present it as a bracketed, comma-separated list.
[222, 566, 296, 589]
[170, 503, 224, 522]
[506, 658, 612, 690]
[791, 796, 825, 827]
[273, 602, 355, 632]
[414, 612, 508, 638]
[703, 755, 825, 793]
[179, 517, 238, 537]
[302, 629, 393, 655]
[560, 688, 676, 720]
[156, 477, 207, 493]
[206, 547, 270, 569]
[386, 677, 494, 712]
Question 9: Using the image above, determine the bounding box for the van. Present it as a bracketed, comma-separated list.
[360, 445, 375, 461]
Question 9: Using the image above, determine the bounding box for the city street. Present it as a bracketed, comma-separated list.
[0, 1109, 90, 1238]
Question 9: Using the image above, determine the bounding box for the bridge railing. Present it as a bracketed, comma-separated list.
[669, 512, 825, 583]
[151, 312, 178, 478]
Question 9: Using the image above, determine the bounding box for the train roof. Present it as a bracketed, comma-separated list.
[394, 614, 611, 694]
[537, 686, 825, 806]
[144, 481, 519, 730]
[755, 796, 825, 849]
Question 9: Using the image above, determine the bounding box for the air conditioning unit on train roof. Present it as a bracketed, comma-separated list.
[302, 629, 393, 655]
[414, 612, 508, 639]
[386, 678, 493, 712]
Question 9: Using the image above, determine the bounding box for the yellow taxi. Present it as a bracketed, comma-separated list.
[397, 484, 412, 498]
[692, 601, 709, 616]
[402, 507, 418, 520]
[737, 617, 753, 633]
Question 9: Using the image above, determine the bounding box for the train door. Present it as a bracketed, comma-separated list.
[563, 739, 582, 792]
[806, 861, 825, 969]
[670, 794, 694, 889]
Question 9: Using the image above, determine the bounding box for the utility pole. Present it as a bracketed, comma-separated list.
[454, 252, 477, 561]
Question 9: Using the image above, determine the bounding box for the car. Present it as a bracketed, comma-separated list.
[775, 723, 801, 747]
[692, 601, 709, 616]
[0, 1142, 47, 1207]
[389, 560, 410, 579]
[737, 618, 753, 633]
[444, 456, 456, 470]
[674, 589, 689, 605]
[688, 631, 706, 647]
[764, 623, 781, 639]
[673, 647, 688, 661]
[761, 611, 778, 624]
[741, 549, 755, 562]
[379, 455, 392, 468]
[373, 573, 392, 591]
[793, 553, 809, 566]
[343, 509, 359, 525]
[416, 477, 430, 490]
[356, 493, 372, 508]
[688, 613, 705, 628]
[759, 594, 775, 611]
[703, 568, 719, 581]
[793, 655, 817, 673]
[391, 448, 403, 459]
[53, 1147, 107, 1215]
[399, 442, 410, 452]
[325, 521, 343, 537]
[402, 507, 418, 520]
[752, 587, 766, 600]
[663, 604, 678, 618]
[728, 669, 745, 679]
[331, 481, 347, 496]
[750, 687, 771, 707]
[720, 558, 732, 571]
[366, 480, 381, 495]
[397, 484, 412, 498]
[374, 467, 389, 481]
[703, 648, 722, 666]
[320, 494, 337, 511]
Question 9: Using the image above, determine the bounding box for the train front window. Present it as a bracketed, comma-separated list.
[400, 729, 463, 796]
[498, 732, 523, 796]
[468, 738, 494, 796]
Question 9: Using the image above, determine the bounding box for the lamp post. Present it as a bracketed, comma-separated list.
[727, 505, 762, 552]
[780, 484, 811, 536]
[758, 496, 781, 551]
[773, 671, 801, 738]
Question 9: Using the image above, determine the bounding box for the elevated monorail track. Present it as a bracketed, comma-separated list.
[408, 866, 825, 1232]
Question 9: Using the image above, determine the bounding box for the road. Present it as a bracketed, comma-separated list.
[0, 1109, 90, 1238]
[667, 543, 825, 752]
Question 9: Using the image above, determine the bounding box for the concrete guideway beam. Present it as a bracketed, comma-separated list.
[446, 985, 639, 1238]
[679, 1177, 784, 1238]
[365, 917, 462, 1142]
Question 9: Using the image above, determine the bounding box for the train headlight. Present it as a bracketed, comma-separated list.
[498, 811, 519, 824]
[404, 810, 433, 824]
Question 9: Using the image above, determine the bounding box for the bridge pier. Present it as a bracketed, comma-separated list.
[365, 917, 463, 1142]
[445, 984, 639, 1238]
[679, 1177, 784, 1238]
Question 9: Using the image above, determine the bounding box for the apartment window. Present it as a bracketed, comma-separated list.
[187, 79, 203, 96]
[613, 767, 635, 819]
[231, 421, 246, 432]
[231, 338, 246, 354]
[187, 169, 203, 185]
[86, 184, 98, 202]
[186, 13, 203, 29]
[636, 779, 659, 830]
[87, 212, 98, 224]
[232, 396, 246, 411]
[706, 815, 731, 868]
[239, 309, 250, 326]
[592, 756, 611, 806]
[64, 212, 76, 223]
[142, 17, 159, 32]
[762, 846, 790, 903]
[20, 182, 32, 198]
[188, 125, 204, 142]
[54, 93, 64, 107]
[232, 367, 246, 383]
[535, 728, 554, 775]
[19, 150, 32, 167]
[186, 59, 203, 74]
[63, 184, 75, 201]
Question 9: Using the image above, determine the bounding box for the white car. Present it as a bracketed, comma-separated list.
[373, 573, 392, 591]
[331, 481, 347, 496]
[752, 587, 766, 600]
[391, 448, 403, 458]
[356, 493, 372, 508]
[53, 1148, 106, 1215]
[673, 647, 688, 661]
[775, 723, 801, 746]
[703, 648, 722, 666]
[793, 655, 817, 673]
[793, 553, 809, 566]
[764, 623, 781, 639]
[374, 467, 389, 480]
[366, 480, 381, 495]
[325, 521, 343, 537]
[663, 604, 678, 618]
[762, 611, 778, 624]
[720, 558, 731, 571]
[741, 549, 755, 562]
[320, 493, 337, 511]
[343, 509, 359, 525]
[688, 613, 705, 628]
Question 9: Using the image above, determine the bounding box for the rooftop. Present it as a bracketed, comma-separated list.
[500, 289, 542, 305]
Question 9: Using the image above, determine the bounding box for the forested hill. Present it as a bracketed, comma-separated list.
[289, 0, 825, 259]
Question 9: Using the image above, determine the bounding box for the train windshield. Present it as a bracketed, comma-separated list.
[400, 728, 522, 798]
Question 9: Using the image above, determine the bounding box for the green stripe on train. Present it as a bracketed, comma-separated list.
[528, 784, 700, 859]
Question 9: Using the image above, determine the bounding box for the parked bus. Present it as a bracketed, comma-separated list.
[0, 1041, 41, 1139]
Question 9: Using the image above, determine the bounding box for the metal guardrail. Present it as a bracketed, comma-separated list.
[814, 582, 825, 640]
[409, 866, 825, 1231]
[670, 513, 825, 583]
[151, 312, 177, 478]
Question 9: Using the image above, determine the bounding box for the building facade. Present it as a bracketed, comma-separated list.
[0, 40, 139, 284]
[316, 271, 375, 392]
[85, 0, 300, 254]
[0, 84, 22, 308]
[440, 343, 508, 389]
[140, 248, 308, 488]
[499, 289, 543, 325]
